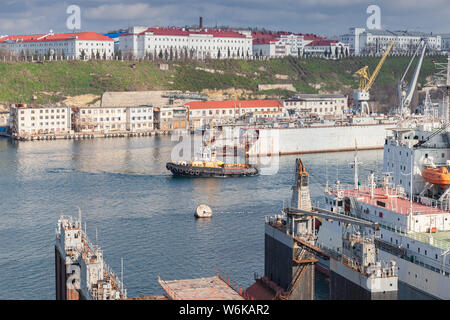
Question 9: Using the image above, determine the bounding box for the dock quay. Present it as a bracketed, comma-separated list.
[9, 130, 173, 142]
[158, 270, 250, 300]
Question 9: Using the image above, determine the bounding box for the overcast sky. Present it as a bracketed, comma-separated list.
[1, 0, 449, 36]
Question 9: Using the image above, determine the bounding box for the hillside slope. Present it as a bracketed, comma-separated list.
[0, 55, 445, 110]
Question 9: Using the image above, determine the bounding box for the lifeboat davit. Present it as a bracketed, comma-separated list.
[422, 167, 450, 188]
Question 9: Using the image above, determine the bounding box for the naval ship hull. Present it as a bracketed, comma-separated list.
[166, 162, 258, 177]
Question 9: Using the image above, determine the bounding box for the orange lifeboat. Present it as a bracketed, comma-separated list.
[422, 167, 450, 188]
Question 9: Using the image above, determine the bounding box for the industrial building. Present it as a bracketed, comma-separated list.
[9, 104, 72, 136]
[185, 99, 283, 129]
[340, 28, 442, 55]
[0, 31, 114, 59]
[74, 105, 154, 133]
[283, 94, 348, 115]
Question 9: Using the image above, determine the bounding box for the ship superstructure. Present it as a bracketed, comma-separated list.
[55, 214, 127, 300]
[317, 120, 450, 299]
[253, 158, 397, 300]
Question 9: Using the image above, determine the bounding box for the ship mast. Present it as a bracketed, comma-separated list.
[350, 140, 362, 190]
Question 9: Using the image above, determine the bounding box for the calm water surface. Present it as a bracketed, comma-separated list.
[0, 136, 384, 299]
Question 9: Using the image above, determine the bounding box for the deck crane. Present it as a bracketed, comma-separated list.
[354, 39, 395, 115]
[395, 40, 427, 116]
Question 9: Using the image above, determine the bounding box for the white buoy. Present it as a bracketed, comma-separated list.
[195, 204, 212, 218]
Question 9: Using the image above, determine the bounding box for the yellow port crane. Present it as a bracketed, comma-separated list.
[353, 39, 395, 115]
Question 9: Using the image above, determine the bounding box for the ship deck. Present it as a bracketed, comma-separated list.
[330, 187, 448, 216]
[158, 276, 245, 300]
[406, 230, 450, 250]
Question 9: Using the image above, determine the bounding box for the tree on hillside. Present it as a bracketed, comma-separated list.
[80, 49, 86, 60]
[227, 47, 230, 58]
[169, 46, 173, 60]
[217, 49, 221, 59]
[158, 49, 163, 59]
[96, 51, 101, 59]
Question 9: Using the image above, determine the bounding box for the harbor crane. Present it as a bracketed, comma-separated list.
[395, 40, 427, 116]
[354, 40, 395, 115]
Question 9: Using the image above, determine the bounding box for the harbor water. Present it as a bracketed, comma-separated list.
[0, 136, 385, 300]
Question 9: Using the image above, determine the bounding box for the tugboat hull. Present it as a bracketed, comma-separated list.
[166, 162, 258, 177]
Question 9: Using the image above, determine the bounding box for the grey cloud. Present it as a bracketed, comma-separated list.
[0, 0, 448, 35]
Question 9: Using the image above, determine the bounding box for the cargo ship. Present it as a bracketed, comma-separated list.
[166, 160, 258, 177]
[314, 119, 450, 299]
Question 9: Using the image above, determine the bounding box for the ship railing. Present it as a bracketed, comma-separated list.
[102, 261, 127, 299]
[414, 195, 450, 211]
[405, 232, 450, 251]
[216, 268, 254, 300]
[377, 221, 450, 250]
[409, 255, 450, 277]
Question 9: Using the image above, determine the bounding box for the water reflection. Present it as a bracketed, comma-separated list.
[0, 136, 384, 299]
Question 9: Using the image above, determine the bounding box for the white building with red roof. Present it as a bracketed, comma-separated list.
[119, 26, 252, 59]
[304, 39, 349, 57]
[0, 30, 114, 59]
[184, 99, 283, 128]
[252, 32, 324, 58]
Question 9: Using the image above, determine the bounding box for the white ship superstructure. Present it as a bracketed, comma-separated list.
[55, 214, 127, 300]
[317, 123, 450, 299]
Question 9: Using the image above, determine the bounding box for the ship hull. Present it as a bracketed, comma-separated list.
[166, 162, 258, 177]
[244, 124, 394, 156]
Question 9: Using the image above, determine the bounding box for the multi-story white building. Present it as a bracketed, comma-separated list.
[252, 32, 323, 58]
[283, 94, 348, 116]
[0, 31, 114, 59]
[127, 106, 154, 131]
[185, 99, 283, 129]
[76, 106, 128, 132]
[155, 106, 189, 131]
[439, 33, 450, 52]
[304, 39, 350, 57]
[340, 28, 442, 55]
[9, 104, 72, 135]
[119, 26, 252, 59]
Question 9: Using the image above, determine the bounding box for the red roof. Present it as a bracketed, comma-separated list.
[306, 39, 339, 47]
[252, 32, 324, 45]
[185, 99, 282, 110]
[0, 32, 113, 43]
[120, 27, 247, 38]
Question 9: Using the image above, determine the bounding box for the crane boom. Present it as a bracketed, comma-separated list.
[355, 40, 395, 91]
[364, 40, 395, 91]
[403, 41, 427, 110]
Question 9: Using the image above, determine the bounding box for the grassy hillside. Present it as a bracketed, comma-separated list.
[0, 55, 446, 110]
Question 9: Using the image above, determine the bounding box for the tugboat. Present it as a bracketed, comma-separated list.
[166, 120, 258, 177]
[166, 160, 258, 177]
